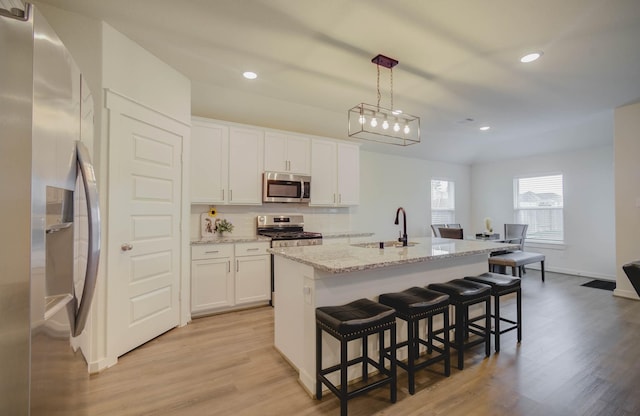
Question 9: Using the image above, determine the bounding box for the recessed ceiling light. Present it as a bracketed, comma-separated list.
[520, 52, 543, 63]
[479, 126, 491, 131]
[243, 71, 257, 80]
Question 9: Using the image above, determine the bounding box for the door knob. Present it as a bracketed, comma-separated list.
[121, 243, 133, 251]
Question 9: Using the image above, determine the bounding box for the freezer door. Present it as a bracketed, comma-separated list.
[0, 3, 34, 415]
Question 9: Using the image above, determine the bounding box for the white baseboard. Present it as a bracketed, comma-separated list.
[88, 355, 118, 374]
[524, 264, 616, 281]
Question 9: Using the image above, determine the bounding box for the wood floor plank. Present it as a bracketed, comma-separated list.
[73, 271, 640, 415]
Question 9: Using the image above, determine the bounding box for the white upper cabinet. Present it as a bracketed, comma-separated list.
[191, 119, 229, 204]
[310, 140, 359, 206]
[336, 142, 360, 206]
[264, 132, 311, 174]
[191, 117, 263, 205]
[228, 126, 264, 204]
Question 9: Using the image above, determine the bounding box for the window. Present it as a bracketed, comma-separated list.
[431, 179, 455, 224]
[514, 174, 564, 242]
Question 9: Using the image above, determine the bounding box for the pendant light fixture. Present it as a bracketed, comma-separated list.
[348, 54, 420, 146]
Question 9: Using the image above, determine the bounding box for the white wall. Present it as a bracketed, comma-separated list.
[352, 151, 471, 241]
[471, 145, 616, 280]
[614, 101, 640, 299]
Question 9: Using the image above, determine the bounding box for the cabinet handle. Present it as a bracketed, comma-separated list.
[227, 260, 231, 273]
[333, 193, 336, 203]
[339, 194, 342, 204]
[247, 248, 259, 251]
[221, 189, 224, 200]
[236, 259, 239, 272]
[229, 189, 233, 201]
[205, 250, 219, 254]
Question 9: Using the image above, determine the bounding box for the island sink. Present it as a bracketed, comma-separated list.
[351, 240, 419, 249]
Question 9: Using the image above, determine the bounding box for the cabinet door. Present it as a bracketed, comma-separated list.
[337, 143, 360, 206]
[235, 255, 270, 304]
[191, 257, 233, 314]
[191, 121, 229, 203]
[264, 133, 310, 174]
[264, 132, 288, 172]
[310, 140, 338, 206]
[285, 135, 310, 174]
[228, 127, 264, 204]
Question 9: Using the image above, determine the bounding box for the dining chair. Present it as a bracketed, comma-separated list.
[446, 223, 462, 229]
[503, 224, 528, 251]
[431, 224, 446, 237]
[439, 227, 463, 239]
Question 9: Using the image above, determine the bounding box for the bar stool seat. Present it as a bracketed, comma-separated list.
[465, 272, 522, 352]
[428, 279, 491, 370]
[379, 287, 450, 394]
[316, 298, 397, 416]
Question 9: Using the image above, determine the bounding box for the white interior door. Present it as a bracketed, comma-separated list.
[108, 102, 182, 358]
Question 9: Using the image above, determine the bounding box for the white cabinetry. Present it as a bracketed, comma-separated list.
[310, 140, 360, 206]
[190, 242, 270, 316]
[235, 242, 271, 304]
[264, 132, 311, 174]
[191, 120, 228, 204]
[191, 245, 234, 314]
[190, 117, 263, 205]
[228, 127, 264, 204]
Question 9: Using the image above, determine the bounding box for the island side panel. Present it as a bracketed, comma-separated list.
[273, 256, 313, 371]
[295, 253, 489, 395]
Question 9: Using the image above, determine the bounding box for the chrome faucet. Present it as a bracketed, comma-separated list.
[394, 207, 408, 247]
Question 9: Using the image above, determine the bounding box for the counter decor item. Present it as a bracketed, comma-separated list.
[484, 217, 493, 234]
[214, 218, 234, 235]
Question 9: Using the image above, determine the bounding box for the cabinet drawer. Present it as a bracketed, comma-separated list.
[235, 242, 270, 257]
[192, 244, 234, 260]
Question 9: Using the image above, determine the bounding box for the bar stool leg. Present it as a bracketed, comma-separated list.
[362, 335, 368, 382]
[517, 289, 522, 342]
[494, 293, 501, 352]
[390, 325, 397, 403]
[407, 317, 416, 395]
[427, 316, 433, 354]
[455, 304, 464, 370]
[340, 338, 348, 416]
[443, 307, 451, 376]
[484, 297, 491, 357]
[316, 325, 322, 400]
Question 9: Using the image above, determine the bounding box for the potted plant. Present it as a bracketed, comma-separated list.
[214, 218, 234, 236]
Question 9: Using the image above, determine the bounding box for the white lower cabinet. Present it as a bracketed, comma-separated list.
[191, 242, 270, 316]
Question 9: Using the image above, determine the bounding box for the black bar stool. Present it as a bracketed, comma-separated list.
[465, 272, 522, 352]
[316, 298, 397, 416]
[378, 287, 451, 394]
[428, 279, 491, 370]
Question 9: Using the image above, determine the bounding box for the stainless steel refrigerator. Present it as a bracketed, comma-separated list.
[1, 2, 101, 414]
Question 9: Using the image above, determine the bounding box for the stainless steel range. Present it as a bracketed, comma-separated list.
[257, 215, 322, 305]
[257, 214, 322, 247]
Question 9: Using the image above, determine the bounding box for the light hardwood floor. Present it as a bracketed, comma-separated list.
[78, 271, 640, 416]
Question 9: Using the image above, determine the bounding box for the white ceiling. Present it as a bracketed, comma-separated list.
[38, 0, 640, 164]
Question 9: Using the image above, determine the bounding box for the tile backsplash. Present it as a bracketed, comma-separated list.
[190, 204, 354, 240]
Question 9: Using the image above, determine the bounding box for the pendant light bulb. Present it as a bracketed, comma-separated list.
[382, 120, 389, 130]
[403, 124, 410, 134]
[358, 115, 366, 124]
[393, 122, 400, 132]
[370, 117, 378, 128]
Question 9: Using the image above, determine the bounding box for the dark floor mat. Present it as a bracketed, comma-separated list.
[581, 279, 616, 291]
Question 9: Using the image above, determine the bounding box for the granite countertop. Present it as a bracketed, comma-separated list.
[191, 235, 271, 245]
[268, 237, 520, 274]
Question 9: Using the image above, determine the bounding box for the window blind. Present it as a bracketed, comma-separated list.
[514, 174, 564, 241]
[431, 179, 455, 224]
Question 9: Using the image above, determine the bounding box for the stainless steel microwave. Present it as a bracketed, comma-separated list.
[263, 171, 311, 203]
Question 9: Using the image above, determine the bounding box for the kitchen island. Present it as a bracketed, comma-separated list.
[269, 237, 519, 395]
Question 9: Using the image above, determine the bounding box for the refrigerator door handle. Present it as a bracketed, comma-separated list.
[72, 141, 101, 337]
